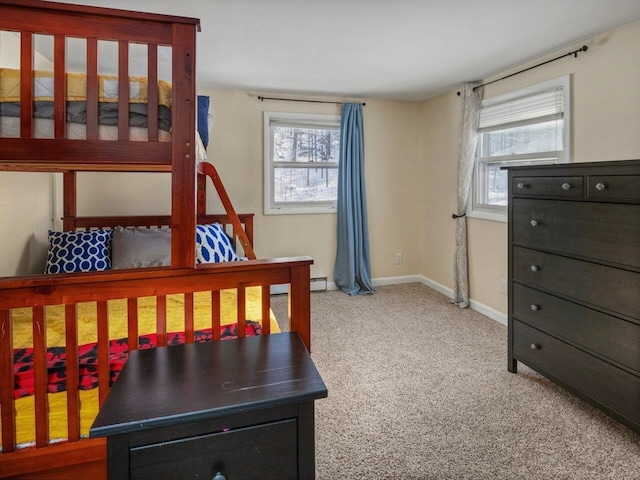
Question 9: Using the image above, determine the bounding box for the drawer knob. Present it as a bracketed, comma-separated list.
[530, 219, 539, 227]
[517, 182, 525, 189]
[561, 183, 571, 190]
[595, 182, 606, 191]
[530, 343, 539, 350]
[530, 265, 540, 272]
[530, 304, 540, 311]
[213, 473, 227, 480]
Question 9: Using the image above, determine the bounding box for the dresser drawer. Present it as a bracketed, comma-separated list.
[513, 283, 640, 372]
[588, 175, 640, 202]
[513, 247, 640, 320]
[513, 320, 640, 426]
[130, 419, 298, 480]
[512, 198, 640, 268]
[512, 176, 583, 197]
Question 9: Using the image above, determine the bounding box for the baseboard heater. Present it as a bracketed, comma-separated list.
[270, 277, 327, 295]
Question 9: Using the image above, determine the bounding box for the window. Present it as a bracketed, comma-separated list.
[264, 112, 340, 214]
[469, 76, 570, 221]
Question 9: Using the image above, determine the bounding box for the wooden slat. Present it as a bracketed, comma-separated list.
[118, 40, 129, 141]
[32, 306, 48, 447]
[237, 285, 246, 338]
[211, 290, 221, 341]
[86, 37, 99, 140]
[0, 309, 16, 453]
[62, 171, 77, 232]
[64, 304, 80, 442]
[184, 293, 194, 343]
[261, 285, 271, 335]
[53, 34, 67, 139]
[127, 298, 139, 351]
[244, 216, 254, 250]
[20, 32, 33, 138]
[96, 301, 109, 407]
[147, 43, 159, 142]
[156, 295, 167, 347]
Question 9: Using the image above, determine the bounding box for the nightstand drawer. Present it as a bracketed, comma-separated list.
[512, 198, 640, 267]
[512, 176, 583, 197]
[513, 247, 640, 320]
[513, 283, 640, 372]
[513, 321, 640, 425]
[130, 419, 298, 480]
[588, 175, 640, 202]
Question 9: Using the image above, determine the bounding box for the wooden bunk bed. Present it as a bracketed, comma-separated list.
[0, 1, 313, 479]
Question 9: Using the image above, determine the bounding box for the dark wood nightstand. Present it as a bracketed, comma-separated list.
[90, 332, 327, 480]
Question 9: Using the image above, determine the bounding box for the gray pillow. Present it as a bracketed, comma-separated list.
[111, 227, 171, 269]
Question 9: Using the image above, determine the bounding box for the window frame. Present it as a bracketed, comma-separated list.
[263, 111, 340, 215]
[468, 75, 571, 222]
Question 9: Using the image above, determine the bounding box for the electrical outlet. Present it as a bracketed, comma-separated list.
[500, 279, 508, 295]
[395, 253, 402, 264]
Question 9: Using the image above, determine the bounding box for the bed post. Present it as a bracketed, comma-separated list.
[170, 22, 197, 268]
[290, 263, 312, 352]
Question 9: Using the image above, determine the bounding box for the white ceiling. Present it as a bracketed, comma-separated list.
[45, 0, 640, 101]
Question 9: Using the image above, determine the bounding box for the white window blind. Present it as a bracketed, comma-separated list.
[479, 88, 565, 131]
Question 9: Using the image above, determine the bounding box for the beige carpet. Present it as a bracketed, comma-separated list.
[272, 283, 640, 479]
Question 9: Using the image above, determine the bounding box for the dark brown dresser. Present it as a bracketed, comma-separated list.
[90, 332, 327, 480]
[507, 159, 640, 433]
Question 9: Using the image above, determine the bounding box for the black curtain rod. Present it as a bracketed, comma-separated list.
[258, 95, 365, 106]
[457, 45, 588, 95]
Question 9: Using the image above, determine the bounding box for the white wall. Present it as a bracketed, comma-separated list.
[203, 90, 422, 282]
[0, 172, 54, 276]
[419, 20, 640, 316]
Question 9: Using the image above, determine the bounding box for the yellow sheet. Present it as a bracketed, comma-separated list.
[0, 68, 172, 108]
[4, 287, 279, 447]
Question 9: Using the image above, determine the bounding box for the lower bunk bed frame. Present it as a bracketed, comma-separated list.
[0, 248, 312, 479]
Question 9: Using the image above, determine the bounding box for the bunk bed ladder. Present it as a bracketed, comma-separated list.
[200, 162, 256, 260]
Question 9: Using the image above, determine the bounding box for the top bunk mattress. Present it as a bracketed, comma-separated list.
[0, 69, 173, 137]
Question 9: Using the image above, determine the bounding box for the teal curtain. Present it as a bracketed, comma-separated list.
[334, 103, 375, 295]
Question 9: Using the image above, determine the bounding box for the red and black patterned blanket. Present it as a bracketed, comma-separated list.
[13, 321, 261, 399]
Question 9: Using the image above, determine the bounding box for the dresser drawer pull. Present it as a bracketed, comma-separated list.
[595, 182, 606, 191]
[530, 343, 540, 350]
[530, 265, 540, 272]
[561, 183, 571, 190]
[213, 473, 227, 480]
[517, 182, 526, 189]
[530, 304, 540, 311]
[530, 219, 539, 227]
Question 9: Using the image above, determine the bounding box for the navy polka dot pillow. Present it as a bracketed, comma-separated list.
[45, 229, 112, 274]
[195, 223, 239, 263]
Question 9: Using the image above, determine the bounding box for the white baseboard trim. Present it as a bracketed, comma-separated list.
[325, 275, 423, 292]
[277, 273, 507, 326]
[372, 274, 507, 326]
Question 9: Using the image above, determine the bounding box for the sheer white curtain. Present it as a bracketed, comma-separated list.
[453, 84, 482, 308]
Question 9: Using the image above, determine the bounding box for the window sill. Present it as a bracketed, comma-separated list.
[466, 208, 507, 223]
[264, 206, 337, 215]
